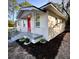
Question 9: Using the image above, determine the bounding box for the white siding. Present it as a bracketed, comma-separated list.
[31, 12, 48, 40]
[16, 12, 49, 40]
[21, 20, 27, 32]
[48, 15, 65, 41]
[16, 11, 65, 41]
[16, 19, 28, 32]
[16, 20, 21, 31]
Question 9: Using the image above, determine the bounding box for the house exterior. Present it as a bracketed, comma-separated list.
[16, 2, 66, 43]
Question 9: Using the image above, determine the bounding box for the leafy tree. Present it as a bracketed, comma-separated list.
[8, 0, 32, 20]
[62, 0, 70, 31]
[19, 1, 32, 7]
[8, 0, 20, 20]
[8, 20, 14, 27]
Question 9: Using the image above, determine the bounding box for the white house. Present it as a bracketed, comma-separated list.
[15, 2, 66, 43]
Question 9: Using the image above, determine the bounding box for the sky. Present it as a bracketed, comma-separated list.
[16, 0, 62, 7]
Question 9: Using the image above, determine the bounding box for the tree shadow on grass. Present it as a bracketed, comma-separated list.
[16, 32, 66, 59]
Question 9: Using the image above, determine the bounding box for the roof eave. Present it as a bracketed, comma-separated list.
[16, 6, 46, 19]
[40, 2, 66, 20]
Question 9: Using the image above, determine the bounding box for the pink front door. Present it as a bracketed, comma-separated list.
[27, 17, 31, 32]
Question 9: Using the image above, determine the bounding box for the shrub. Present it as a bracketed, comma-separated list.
[19, 37, 26, 42]
[40, 39, 47, 43]
[19, 37, 30, 43]
[25, 38, 30, 43]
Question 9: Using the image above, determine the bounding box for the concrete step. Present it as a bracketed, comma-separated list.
[9, 32, 43, 43]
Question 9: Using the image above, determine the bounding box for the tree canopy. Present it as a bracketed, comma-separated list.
[19, 2, 32, 7]
[8, 20, 15, 27]
[8, 0, 32, 20]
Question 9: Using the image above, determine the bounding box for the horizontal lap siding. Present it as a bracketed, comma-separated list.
[16, 19, 27, 32]
[31, 12, 48, 40]
[48, 15, 65, 41]
[21, 20, 27, 32]
[16, 20, 22, 31]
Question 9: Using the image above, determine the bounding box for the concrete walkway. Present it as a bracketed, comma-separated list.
[8, 32, 43, 43]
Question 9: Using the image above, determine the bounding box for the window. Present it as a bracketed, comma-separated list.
[23, 20, 25, 27]
[18, 21, 20, 26]
[35, 13, 40, 28]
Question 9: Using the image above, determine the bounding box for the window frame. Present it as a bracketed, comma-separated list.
[23, 20, 25, 27]
[18, 21, 20, 26]
[35, 13, 40, 28]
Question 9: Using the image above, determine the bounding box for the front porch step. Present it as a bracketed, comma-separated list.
[8, 32, 43, 43]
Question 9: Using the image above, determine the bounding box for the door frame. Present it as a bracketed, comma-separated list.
[27, 17, 31, 32]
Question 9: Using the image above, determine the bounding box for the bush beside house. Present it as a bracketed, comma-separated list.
[8, 20, 14, 27]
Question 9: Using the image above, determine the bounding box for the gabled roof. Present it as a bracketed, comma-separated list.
[40, 2, 66, 19]
[17, 6, 45, 19]
[40, 2, 62, 12]
[17, 2, 66, 20]
[20, 6, 45, 12]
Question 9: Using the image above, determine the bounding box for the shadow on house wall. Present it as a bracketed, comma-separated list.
[16, 32, 66, 59]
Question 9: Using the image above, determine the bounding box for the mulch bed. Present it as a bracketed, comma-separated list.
[16, 32, 68, 59]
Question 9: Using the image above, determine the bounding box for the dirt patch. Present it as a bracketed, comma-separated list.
[8, 32, 70, 59]
[55, 32, 70, 59]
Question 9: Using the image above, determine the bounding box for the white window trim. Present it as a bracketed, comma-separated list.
[35, 12, 40, 28]
[23, 20, 25, 27]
